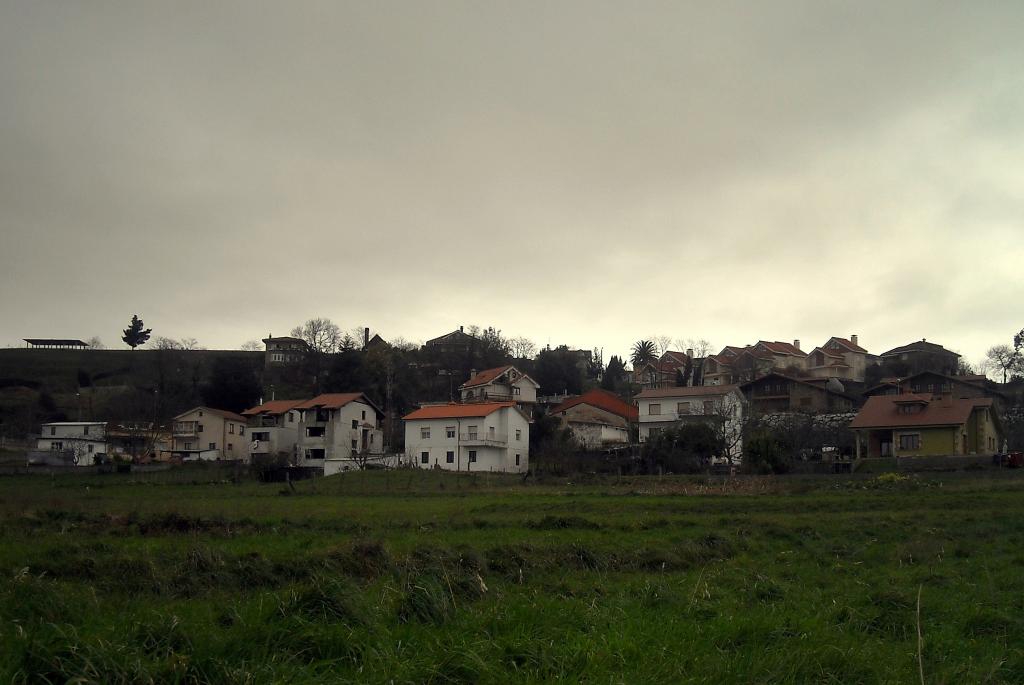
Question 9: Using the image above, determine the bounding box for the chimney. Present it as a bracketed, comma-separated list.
[686, 348, 694, 358]
[460, 325, 464, 333]
[364, 327, 369, 347]
[793, 339, 801, 350]
[851, 334, 858, 347]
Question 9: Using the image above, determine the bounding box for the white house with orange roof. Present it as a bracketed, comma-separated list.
[241, 399, 305, 464]
[171, 406, 250, 462]
[293, 393, 384, 473]
[459, 365, 539, 413]
[403, 402, 530, 473]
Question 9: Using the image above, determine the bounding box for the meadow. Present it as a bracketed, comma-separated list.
[2, 467, 1024, 683]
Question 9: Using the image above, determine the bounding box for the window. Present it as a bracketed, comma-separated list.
[352, 439, 357, 448]
[50, 426, 56, 436]
[306, 449, 325, 459]
[184, 442, 193, 450]
[352, 419, 358, 429]
[199, 411, 203, 416]
[209, 442, 216, 450]
[446, 426, 456, 439]
[83, 425, 90, 435]
[899, 434, 920, 450]
[421, 451, 429, 464]
[87, 444, 94, 453]
[677, 402, 690, 414]
[421, 427, 431, 439]
[515, 454, 521, 466]
[239, 426, 245, 436]
[362, 411, 366, 420]
[488, 426, 495, 438]
[513, 386, 520, 395]
[229, 424, 235, 434]
[515, 429, 521, 440]
[288, 413, 294, 423]
[51, 442, 63, 450]
[446, 451, 454, 463]
[306, 426, 325, 437]
[469, 450, 477, 463]
[467, 425, 478, 439]
[649, 403, 661, 415]
[227, 443, 233, 451]
[198, 424, 204, 433]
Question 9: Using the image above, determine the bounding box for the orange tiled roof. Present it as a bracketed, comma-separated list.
[403, 402, 515, 420]
[242, 399, 305, 416]
[550, 389, 639, 422]
[849, 395, 992, 429]
[756, 341, 807, 357]
[293, 393, 372, 411]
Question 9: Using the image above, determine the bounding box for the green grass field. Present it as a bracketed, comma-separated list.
[2, 467, 1024, 683]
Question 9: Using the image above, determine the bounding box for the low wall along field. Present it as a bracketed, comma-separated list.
[2, 467, 1024, 682]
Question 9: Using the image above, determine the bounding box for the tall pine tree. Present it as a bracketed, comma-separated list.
[122, 314, 152, 350]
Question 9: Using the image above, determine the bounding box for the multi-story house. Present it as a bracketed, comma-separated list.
[863, 371, 1008, 411]
[634, 385, 745, 461]
[403, 402, 530, 473]
[703, 342, 805, 385]
[262, 335, 310, 367]
[632, 351, 694, 390]
[879, 339, 961, 376]
[804, 335, 869, 382]
[459, 365, 539, 414]
[293, 393, 384, 473]
[548, 389, 637, 448]
[850, 394, 1001, 458]
[241, 399, 304, 465]
[34, 422, 110, 466]
[740, 372, 856, 415]
[423, 326, 478, 355]
[171, 407, 250, 462]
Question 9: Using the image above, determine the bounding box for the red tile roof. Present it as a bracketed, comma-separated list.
[635, 385, 740, 399]
[293, 393, 375, 411]
[549, 389, 639, 422]
[403, 402, 516, 420]
[242, 399, 305, 416]
[756, 341, 807, 357]
[849, 395, 992, 429]
[826, 337, 868, 354]
[460, 365, 537, 389]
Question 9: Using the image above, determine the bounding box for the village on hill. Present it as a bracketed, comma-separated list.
[6, 319, 1023, 477]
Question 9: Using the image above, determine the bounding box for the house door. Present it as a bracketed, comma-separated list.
[361, 429, 369, 451]
[880, 439, 892, 457]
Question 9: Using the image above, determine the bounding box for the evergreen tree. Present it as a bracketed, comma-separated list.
[121, 315, 152, 350]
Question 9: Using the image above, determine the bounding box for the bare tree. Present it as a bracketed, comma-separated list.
[87, 336, 105, 349]
[677, 338, 713, 358]
[654, 335, 674, 357]
[292, 318, 342, 354]
[155, 336, 182, 350]
[985, 344, 1021, 383]
[509, 336, 537, 359]
[179, 337, 202, 351]
[240, 340, 262, 351]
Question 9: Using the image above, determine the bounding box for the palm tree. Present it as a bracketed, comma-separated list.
[631, 340, 658, 368]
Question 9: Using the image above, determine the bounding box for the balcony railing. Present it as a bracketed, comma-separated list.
[172, 422, 199, 436]
[460, 432, 507, 446]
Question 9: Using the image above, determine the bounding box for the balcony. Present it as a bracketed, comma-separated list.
[172, 421, 199, 436]
[460, 432, 507, 447]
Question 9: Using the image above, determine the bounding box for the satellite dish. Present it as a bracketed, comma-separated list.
[826, 378, 845, 393]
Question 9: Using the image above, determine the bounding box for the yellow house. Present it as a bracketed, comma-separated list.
[849, 394, 1001, 459]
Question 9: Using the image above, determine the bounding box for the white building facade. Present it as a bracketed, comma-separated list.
[634, 385, 746, 462]
[293, 393, 384, 474]
[242, 400, 304, 464]
[403, 402, 530, 473]
[35, 422, 111, 466]
[459, 366, 539, 414]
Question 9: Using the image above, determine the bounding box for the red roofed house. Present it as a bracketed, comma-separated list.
[633, 351, 694, 390]
[548, 389, 638, 448]
[805, 335, 870, 382]
[403, 402, 530, 473]
[171, 406, 250, 462]
[849, 394, 1001, 459]
[242, 399, 305, 464]
[459, 365, 539, 413]
[293, 393, 384, 473]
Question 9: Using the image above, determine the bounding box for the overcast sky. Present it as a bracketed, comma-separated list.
[2, 1, 1022, 368]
